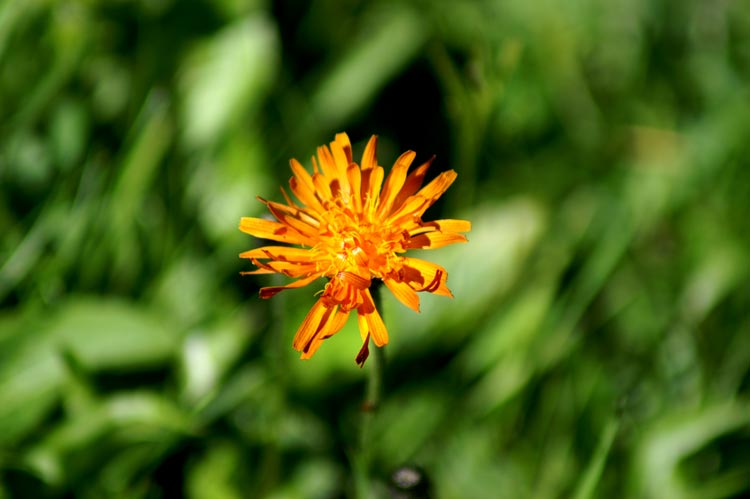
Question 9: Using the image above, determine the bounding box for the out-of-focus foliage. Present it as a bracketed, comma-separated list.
[1, 0, 749, 497]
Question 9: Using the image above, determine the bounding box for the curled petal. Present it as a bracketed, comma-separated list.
[400, 257, 453, 297]
[356, 333, 370, 367]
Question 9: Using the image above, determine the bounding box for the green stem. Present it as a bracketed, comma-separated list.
[354, 285, 386, 499]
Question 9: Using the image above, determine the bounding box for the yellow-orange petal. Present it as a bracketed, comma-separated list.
[361, 135, 378, 171]
[280, 186, 299, 208]
[327, 151, 351, 199]
[357, 288, 388, 346]
[259, 272, 323, 299]
[239, 246, 314, 262]
[264, 200, 321, 227]
[406, 231, 468, 249]
[292, 299, 329, 352]
[334, 132, 353, 164]
[300, 306, 351, 359]
[333, 270, 371, 290]
[239, 217, 313, 245]
[289, 159, 326, 212]
[290, 158, 316, 193]
[362, 165, 384, 212]
[326, 306, 351, 337]
[266, 202, 319, 238]
[388, 170, 457, 223]
[315, 144, 337, 179]
[377, 150, 415, 218]
[391, 156, 433, 210]
[400, 257, 453, 297]
[330, 137, 351, 178]
[255, 260, 319, 277]
[312, 171, 333, 201]
[408, 219, 472, 236]
[384, 277, 421, 313]
[346, 164, 362, 211]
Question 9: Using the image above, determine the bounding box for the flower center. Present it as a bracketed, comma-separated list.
[313, 202, 404, 281]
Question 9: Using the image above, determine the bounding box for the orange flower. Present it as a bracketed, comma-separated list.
[239, 133, 470, 366]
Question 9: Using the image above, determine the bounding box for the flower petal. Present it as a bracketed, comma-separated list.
[400, 257, 453, 297]
[312, 172, 333, 201]
[405, 231, 468, 249]
[384, 277, 421, 312]
[327, 139, 353, 198]
[391, 156, 433, 210]
[289, 158, 326, 212]
[252, 260, 319, 277]
[300, 305, 351, 359]
[330, 137, 351, 176]
[409, 219, 472, 235]
[239, 217, 313, 245]
[346, 164, 362, 212]
[362, 165, 384, 213]
[356, 289, 389, 346]
[266, 202, 320, 239]
[377, 150, 415, 218]
[292, 299, 330, 352]
[361, 135, 378, 171]
[259, 272, 323, 299]
[334, 132, 353, 163]
[264, 199, 321, 227]
[316, 144, 339, 182]
[355, 334, 371, 367]
[239, 246, 314, 262]
[388, 170, 457, 223]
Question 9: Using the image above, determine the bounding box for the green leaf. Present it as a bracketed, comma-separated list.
[50, 298, 179, 371]
[0, 311, 65, 446]
[179, 15, 279, 148]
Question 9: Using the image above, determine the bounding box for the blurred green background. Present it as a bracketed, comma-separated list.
[1, 0, 750, 497]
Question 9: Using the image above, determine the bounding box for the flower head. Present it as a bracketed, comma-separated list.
[240, 133, 470, 365]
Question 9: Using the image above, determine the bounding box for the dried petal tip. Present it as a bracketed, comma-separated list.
[356, 334, 371, 367]
[239, 133, 470, 363]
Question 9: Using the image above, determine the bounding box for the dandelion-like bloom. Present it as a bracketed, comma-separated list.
[239, 133, 470, 365]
